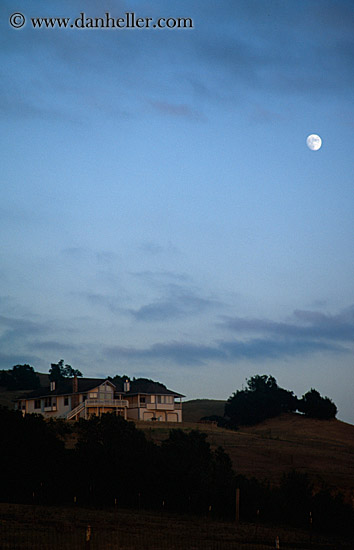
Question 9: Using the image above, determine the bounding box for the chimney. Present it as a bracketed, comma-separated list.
[50, 381, 56, 392]
[72, 375, 78, 394]
[123, 379, 130, 393]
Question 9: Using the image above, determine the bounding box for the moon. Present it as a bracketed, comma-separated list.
[306, 134, 322, 151]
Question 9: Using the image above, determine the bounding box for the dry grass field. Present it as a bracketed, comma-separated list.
[0, 503, 350, 550]
[139, 408, 354, 498]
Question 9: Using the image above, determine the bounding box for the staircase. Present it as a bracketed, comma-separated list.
[66, 401, 86, 420]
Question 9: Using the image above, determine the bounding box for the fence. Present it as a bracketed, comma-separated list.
[0, 503, 347, 550]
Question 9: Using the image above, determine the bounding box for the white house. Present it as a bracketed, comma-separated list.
[16, 376, 184, 422]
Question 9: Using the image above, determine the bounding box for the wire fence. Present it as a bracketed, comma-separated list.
[0, 504, 347, 550]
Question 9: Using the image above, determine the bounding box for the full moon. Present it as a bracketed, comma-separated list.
[306, 134, 322, 151]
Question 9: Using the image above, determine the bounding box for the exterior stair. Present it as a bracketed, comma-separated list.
[66, 401, 85, 420]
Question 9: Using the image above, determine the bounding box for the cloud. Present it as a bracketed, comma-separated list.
[104, 340, 226, 366]
[103, 305, 354, 366]
[103, 336, 346, 367]
[138, 241, 179, 256]
[62, 247, 119, 265]
[195, 2, 354, 96]
[0, 351, 42, 370]
[0, 315, 47, 341]
[130, 284, 220, 322]
[132, 270, 190, 284]
[26, 340, 77, 352]
[220, 306, 354, 342]
[76, 292, 126, 314]
[149, 100, 203, 121]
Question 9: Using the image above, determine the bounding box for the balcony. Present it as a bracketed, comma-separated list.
[85, 399, 129, 408]
[143, 402, 182, 411]
[44, 405, 57, 412]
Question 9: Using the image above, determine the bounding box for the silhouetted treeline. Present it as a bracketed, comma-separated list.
[0, 407, 352, 537]
[0, 364, 40, 390]
[211, 375, 337, 428]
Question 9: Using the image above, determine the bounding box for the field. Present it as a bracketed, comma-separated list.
[182, 399, 226, 422]
[1, 397, 354, 548]
[0, 503, 350, 550]
[141, 401, 354, 497]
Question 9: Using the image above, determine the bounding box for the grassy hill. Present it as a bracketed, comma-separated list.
[1, 387, 353, 498]
[139, 410, 354, 499]
[0, 373, 49, 409]
[182, 399, 226, 422]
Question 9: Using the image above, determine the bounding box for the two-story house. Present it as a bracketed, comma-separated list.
[16, 376, 184, 422]
[118, 378, 183, 422]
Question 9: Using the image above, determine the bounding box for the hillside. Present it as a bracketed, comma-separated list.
[140, 411, 354, 498]
[183, 399, 226, 422]
[0, 373, 49, 410]
[2, 387, 353, 498]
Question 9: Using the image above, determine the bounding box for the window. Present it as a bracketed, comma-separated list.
[64, 396, 69, 406]
[157, 395, 173, 404]
[34, 400, 41, 409]
[44, 397, 51, 408]
[89, 392, 97, 399]
[140, 396, 146, 405]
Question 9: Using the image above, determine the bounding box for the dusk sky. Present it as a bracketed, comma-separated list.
[2, 1, 354, 423]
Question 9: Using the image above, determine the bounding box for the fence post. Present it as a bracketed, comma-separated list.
[235, 488, 240, 525]
[85, 524, 91, 549]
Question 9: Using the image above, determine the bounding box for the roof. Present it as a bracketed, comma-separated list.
[124, 379, 184, 398]
[18, 377, 185, 400]
[21, 378, 112, 399]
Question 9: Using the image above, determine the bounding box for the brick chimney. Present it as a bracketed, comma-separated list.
[72, 375, 78, 394]
[71, 375, 79, 409]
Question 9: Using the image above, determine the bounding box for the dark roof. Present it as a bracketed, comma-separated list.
[19, 377, 184, 400]
[125, 379, 184, 398]
[21, 378, 112, 399]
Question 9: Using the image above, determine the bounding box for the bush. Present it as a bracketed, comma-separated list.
[0, 365, 40, 390]
[225, 375, 298, 427]
[298, 389, 337, 419]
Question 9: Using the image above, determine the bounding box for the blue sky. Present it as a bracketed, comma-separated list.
[1, 0, 354, 422]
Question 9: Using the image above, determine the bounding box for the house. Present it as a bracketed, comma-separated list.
[116, 378, 183, 422]
[16, 376, 184, 422]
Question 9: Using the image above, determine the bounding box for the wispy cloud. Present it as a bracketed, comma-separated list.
[103, 336, 346, 367]
[130, 284, 220, 322]
[138, 241, 179, 256]
[220, 306, 354, 342]
[149, 100, 203, 121]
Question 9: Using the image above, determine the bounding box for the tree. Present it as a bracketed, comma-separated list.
[0, 364, 40, 390]
[160, 429, 235, 516]
[277, 471, 313, 526]
[225, 375, 298, 427]
[298, 389, 337, 420]
[49, 360, 82, 382]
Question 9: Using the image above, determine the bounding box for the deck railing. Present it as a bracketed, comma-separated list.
[85, 399, 129, 408]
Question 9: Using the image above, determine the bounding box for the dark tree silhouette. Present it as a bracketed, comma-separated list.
[225, 375, 298, 427]
[0, 364, 40, 390]
[49, 360, 82, 382]
[298, 388, 337, 419]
